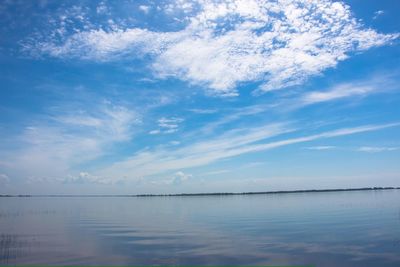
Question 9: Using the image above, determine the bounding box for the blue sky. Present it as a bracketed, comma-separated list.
[0, 0, 399, 194]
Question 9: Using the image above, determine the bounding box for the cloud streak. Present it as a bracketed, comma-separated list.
[0, 103, 139, 184]
[357, 146, 399, 153]
[98, 122, 400, 182]
[302, 84, 375, 105]
[305, 146, 336, 150]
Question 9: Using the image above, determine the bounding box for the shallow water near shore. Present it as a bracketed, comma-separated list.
[1, 190, 400, 266]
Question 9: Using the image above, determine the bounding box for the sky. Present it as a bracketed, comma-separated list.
[0, 0, 399, 195]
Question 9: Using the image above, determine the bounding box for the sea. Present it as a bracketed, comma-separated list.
[1, 189, 400, 266]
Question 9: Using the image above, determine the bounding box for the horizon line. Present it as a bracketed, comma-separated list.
[1, 186, 399, 198]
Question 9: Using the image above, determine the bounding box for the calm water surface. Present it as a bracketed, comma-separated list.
[1, 190, 400, 266]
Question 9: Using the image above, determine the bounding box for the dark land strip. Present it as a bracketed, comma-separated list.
[1, 186, 399, 198]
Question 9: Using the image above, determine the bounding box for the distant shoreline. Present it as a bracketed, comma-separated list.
[1, 186, 399, 197]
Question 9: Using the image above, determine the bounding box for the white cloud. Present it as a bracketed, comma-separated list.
[149, 171, 192, 186]
[197, 103, 277, 134]
[293, 73, 399, 107]
[55, 115, 103, 127]
[32, 28, 168, 61]
[102, 122, 292, 179]
[149, 129, 161, 135]
[201, 169, 231, 176]
[373, 10, 384, 20]
[1, 103, 139, 183]
[188, 108, 218, 114]
[139, 5, 151, 14]
[96, 1, 109, 15]
[305, 146, 336, 150]
[25, 0, 399, 95]
[158, 117, 183, 128]
[357, 146, 399, 153]
[192, 73, 398, 133]
[301, 83, 375, 105]
[62, 172, 122, 185]
[98, 122, 399, 182]
[53, 105, 138, 142]
[171, 171, 192, 185]
[149, 117, 184, 134]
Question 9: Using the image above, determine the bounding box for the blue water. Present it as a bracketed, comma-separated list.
[1, 190, 400, 266]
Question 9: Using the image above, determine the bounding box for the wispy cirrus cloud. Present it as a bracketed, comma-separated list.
[98, 122, 400, 182]
[305, 146, 336, 150]
[303, 71, 393, 106]
[193, 73, 399, 134]
[101, 122, 293, 179]
[357, 146, 399, 153]
[188, 108, 218, 114]
[23, 0, 399, 96]
[303, 145, 400, 153]
[201, 169, 232, 177]
[62, 171, 124, 185]
[302, 84, 375, 105]
[0, 103, 139, 183]
[294, 72, 400, 107]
